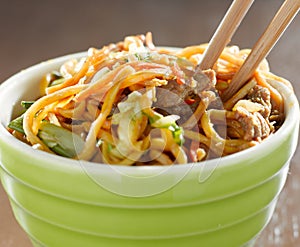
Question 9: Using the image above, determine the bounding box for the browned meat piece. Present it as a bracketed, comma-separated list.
[246, 85, 271, 118]
[154, 69, 217, 122]
[155, 69, 216, 108]
[229, 85, 274, 141]
[155, 80, 187, 107]
[234, 106, 271, 142]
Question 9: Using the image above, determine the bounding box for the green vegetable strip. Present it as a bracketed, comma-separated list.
[21, 101, 35, 109]
[38, 122, 85, 158]
[8, 115, 25, 134]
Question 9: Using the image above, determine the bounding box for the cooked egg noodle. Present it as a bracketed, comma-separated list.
[14, 33, 287, 165]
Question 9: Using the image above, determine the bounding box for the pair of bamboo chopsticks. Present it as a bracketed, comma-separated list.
[198, 0, 300, 102]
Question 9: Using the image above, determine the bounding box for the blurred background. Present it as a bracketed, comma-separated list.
[0, 0, 299, 246]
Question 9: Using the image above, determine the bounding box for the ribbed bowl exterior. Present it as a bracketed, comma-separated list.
[0, 165, 287, 247]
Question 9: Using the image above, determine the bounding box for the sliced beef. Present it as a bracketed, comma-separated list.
[234, 106, 271, 141]
[154, 69, 218, 122]
[246, 85, 271, 118]
[156, 69, 216, 108]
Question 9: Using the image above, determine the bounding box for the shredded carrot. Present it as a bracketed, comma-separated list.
[10, 33, 287, 165]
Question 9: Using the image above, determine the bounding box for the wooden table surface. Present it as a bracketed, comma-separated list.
[0, 1, 299, 246]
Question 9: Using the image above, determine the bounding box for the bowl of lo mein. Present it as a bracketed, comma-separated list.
[0, 33, 299, 247]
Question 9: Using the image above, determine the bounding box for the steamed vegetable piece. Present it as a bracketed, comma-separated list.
[38, 122, 84, 158]
[8, 115, 24, 134]
[44, 71, 65, 87]
[7, 101, 35, 134]
[144, 108, 184, 146]
[8, 101, 84, 158]
[21, 101, 35, 109]
[110, 90, 184, 163]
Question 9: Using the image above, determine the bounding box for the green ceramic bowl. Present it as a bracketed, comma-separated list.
[0, 52, 299, 247]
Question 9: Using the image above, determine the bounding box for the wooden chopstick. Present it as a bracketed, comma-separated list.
[222, 0, 300, 102]
[198, 0, 254, 71]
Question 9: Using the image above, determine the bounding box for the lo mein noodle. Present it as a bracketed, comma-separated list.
[8, 33, 289, 166]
